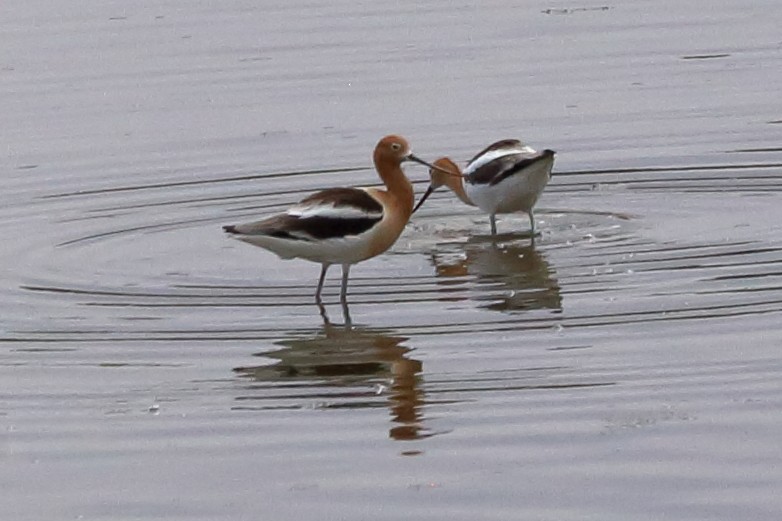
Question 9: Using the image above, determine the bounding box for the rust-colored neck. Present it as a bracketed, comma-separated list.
[436, 158, 474, 207]
[447, 174, 473, 207]
[373, 153, 414, 216]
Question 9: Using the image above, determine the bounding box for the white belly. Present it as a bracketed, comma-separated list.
[235, 231, 377, 265]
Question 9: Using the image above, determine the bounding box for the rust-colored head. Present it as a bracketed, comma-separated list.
[428, 157, 461, 189]
[374, 134, 447, 171]
[374, 135, 412, 165]
[413, 157, 463, 213]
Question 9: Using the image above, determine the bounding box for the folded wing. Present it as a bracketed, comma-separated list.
[466, 144, 555, 187]
[224, 187, 384, 241]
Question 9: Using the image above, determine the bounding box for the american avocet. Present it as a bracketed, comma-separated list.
[223, 135, 441, 304]
[413, 139, 556, 236]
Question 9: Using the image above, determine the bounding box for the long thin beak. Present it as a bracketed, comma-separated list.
[413, 184, 435, 214]
[406, 153, 455, 175]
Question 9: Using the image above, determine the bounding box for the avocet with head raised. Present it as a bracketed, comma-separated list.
[223, 135, 442, 303]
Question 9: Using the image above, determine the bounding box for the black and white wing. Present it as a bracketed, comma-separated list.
[223, 187, 384, 241]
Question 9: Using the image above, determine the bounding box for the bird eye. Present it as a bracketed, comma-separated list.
[391, 142, 402, 151]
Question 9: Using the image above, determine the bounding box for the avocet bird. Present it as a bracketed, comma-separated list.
[223, 135, 442, 303]
[413, 140, 556, 236]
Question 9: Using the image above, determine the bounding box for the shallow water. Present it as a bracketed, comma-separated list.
[3, 1, 782, 519]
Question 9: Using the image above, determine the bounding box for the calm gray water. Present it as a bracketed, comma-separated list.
[3, 1, 782, 519]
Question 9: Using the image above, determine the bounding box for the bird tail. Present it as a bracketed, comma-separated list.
[542, 149, 556, 175]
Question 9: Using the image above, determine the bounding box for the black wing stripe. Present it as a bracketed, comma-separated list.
[299, 187, 383, 215]
[467, 150, 555, 187]
[284, 215, 383, 241]
[223, 187, 385, 241]
[466, 139, 523, 165]
[226, 214, 383, 241]
[489, 151, 555, 186]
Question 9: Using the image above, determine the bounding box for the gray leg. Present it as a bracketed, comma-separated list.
[339, 264, 351, 303]
[340, 299, 352, 327]
[317, 300, 331, 326]
[529, 210, 536, 236]
[316, 263, 329, 302]
[490, 214, 497, 235]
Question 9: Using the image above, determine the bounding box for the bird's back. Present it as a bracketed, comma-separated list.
[464, 143, 555, 215]
[223, 187, 385, 263]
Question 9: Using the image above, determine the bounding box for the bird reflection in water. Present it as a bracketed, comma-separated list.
[233, 308, 432, 441]
[431, 236, 562, 313]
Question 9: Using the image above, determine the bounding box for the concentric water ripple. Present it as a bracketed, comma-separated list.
[4, 1, 782, 518]
[5, 160, 782, 343]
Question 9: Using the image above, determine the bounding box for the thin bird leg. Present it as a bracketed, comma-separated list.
[316, 263, 330, 303]
[529, 211, 537, 246]
[340, 300, 352, 327]
[529, 210, 536, 236]
[339, 264, 351, 304]
[490, 214, 497, 235]
[317, 300, 331, 326]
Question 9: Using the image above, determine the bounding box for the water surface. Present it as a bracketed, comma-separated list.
[2, 1, 782, 519]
